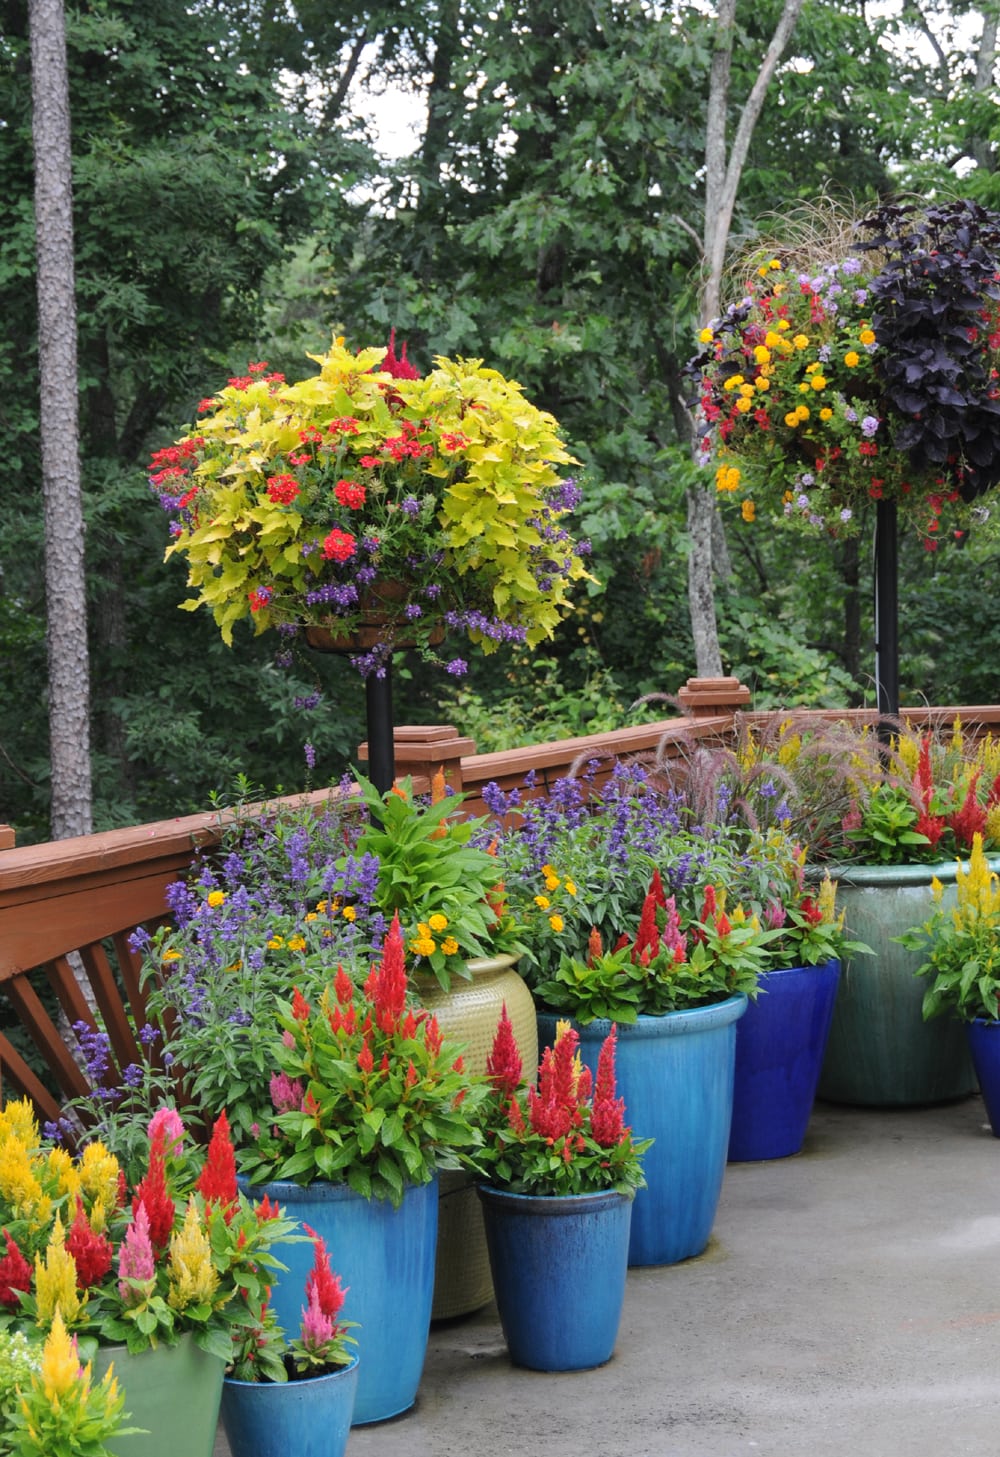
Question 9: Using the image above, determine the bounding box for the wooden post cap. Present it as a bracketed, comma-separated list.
[676, 677, 751, 717]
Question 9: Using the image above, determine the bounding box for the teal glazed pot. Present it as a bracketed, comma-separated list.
[92, 1332, 225, 1457]
[965, 1018, 1000, 1137]
[538, 994, 746, 1266]
[220, 1354, 359, 1457]
[240, 1175, 437, 1425]
[816, 859, 993, 1106]
[477, 1185, 633, 1372]
[729, 959, 841, 1161]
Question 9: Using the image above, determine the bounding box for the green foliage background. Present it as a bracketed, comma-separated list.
[3, 0, 1000, 840]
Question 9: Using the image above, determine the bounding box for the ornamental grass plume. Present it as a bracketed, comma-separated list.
[474, 1015, 650, 1198]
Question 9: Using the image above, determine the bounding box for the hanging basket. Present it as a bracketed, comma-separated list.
[303, 580, 445, 653]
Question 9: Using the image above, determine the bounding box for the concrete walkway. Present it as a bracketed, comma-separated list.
[215, 1096, 1000, 1457]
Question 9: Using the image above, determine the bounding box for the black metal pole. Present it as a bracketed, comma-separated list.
[365, 659, 396, 795]
[873, 497, 899, 729]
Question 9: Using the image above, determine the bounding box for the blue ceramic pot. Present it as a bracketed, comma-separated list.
[220, 1355, 359, 1457]
[477, 1185, 633, 1371]
[239, 1176, 437, 1425]
[965, 1018, 1000, 1137]
[728, 959, 841, 1162]
[538, 995, 746, 1267]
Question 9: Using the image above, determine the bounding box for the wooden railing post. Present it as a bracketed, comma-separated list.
[358, 724, 476, 795]
[0, 826, 14, 851]
[676, 676, 751, 720]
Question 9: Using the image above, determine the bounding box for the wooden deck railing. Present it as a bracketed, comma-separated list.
[4, 675, 1000, 1122]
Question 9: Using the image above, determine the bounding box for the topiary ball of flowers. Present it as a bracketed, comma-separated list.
[150, 332, 592, 676]
[692, 200, 1000, 549]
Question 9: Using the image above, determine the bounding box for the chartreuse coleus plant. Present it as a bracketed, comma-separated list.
[150, 338, 592, 674]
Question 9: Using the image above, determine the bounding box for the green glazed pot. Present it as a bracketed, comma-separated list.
[92, 1333, 225, 1457]
[816, 858, 996, 1107]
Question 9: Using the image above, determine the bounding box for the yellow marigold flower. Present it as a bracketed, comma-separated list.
[793, 334, 810, 350]
[441, 937, 459, 956]
[805, 361, 821, 374]
[820, 407, 833, 421]
[741, 499, 756, 523]
[534, 895, 551, 909]
[715, 463, 741, 493]
[810, 375, 827, 391]
[428, 913, 449, 933]
[795, 405, 810, 421]
[564, 880, 577, 896]
[207, 890, 226, 908]
[267, 935, 284, 950]
[548, 915, 565, 933]
[753, 345, 771, 365]
[859, 328, 875, 345]
[168, 1199, 219, 1311]
[755, 375, 771, 391]
[739, 381, 755, 397]
[315, 899, 328, 913]
[698, 326, 714, 343]
[776, 318, 791, 331]
[305, 911, 318, 921]
[769, 258, 781, 270]
[735, 396, 752, 414]
[541, 864, 556, 877]
[39, 1308, 80, 1402]
[161, 948, 182, 962]
[764, 330, 782, 348]
[844, 351, 860, 368]
[286, 936, 306, 952]
[722, 373, 745, 392]
[798, 381, 811, 394]
[342, 905, 357, 922]
[784, 412, 800, 428]
[35, 1217, 82, 1327]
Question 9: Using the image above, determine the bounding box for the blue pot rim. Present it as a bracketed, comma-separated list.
[222, 1353, 360, 1391]
[236, 1174, 436, 1205]
[817, 852, 1000, 889]
[476, 1184, 633, 1215]
[969, 1017, 1000, 1029]
[758, 958, 840, 983]
[537, 991, 748, 1041]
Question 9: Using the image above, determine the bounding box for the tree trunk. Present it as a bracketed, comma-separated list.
[29, 0, 92, 838]
[688, 0, 805, 678]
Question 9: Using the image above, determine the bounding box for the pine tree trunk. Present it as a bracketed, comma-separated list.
[30, 0, 92, 838]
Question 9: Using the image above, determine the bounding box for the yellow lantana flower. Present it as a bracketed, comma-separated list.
[441, 937, 459, 956]
[548, 915, 564, 933]
[844, 351, 860, 367]
[428, 913, 449, 933]
[741, 499, 756, 522]
[793, 333, 810, 350]
[820, 407, 833, 421]
[206, 890, 226, 908]
[859, 328, 876, 345]
[810, 375, 827, 391]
